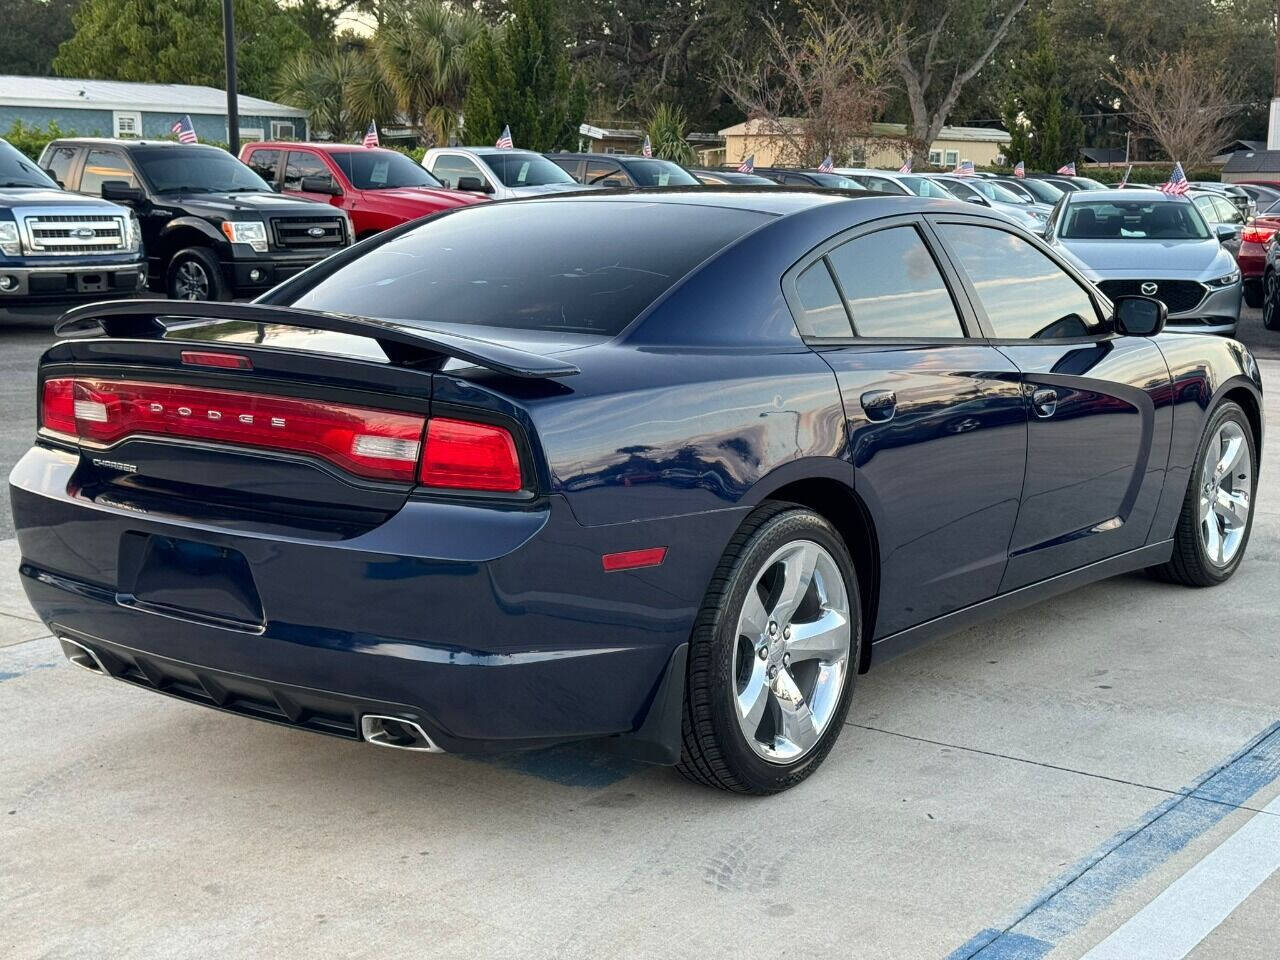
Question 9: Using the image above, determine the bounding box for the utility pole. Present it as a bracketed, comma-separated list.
[222, 0, 240, 155]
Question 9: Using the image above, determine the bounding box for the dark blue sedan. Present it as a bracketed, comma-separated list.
[9, 190, 1263, 793]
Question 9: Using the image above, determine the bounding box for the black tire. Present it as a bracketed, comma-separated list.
[1152, 400, 1256, 587]
[1244, 279, 1264, 310]
[166, 247, 227, 302]
[1263, 270, 1280, 331]
[676, 503, 862, 794]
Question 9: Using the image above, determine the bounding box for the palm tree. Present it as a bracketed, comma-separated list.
[276, 49, 384, 142]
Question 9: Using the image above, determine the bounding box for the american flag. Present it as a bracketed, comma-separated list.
[496, 125, 513, 149]
[953, 159, 975, 176]
[1118, 163, 1133, 187]
[363, 121, 379, 148]
[898, 158, 912, 174]
[171, 115, 198, 144]
[1159, 161, 1189, 196]
[817, 154, 834, 173]
[642, 135, 652, 158]
[1057, 161, 1076, 175]
[1013, 161, 1025, 178]
[737, 153, 754, 173]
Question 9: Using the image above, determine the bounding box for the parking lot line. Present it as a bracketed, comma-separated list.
[945, 720, 1280, 960]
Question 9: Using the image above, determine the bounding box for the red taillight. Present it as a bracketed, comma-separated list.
[1242, 222, 1276, 245]
[419, 417, 523, 492]
[40, 378, 76, 435]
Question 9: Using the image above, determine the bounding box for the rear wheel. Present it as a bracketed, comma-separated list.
[166, 247, 227, 302]
[1153, 400, 1256, 586]
[1263, 270, 1280, 330]
[677, 503, 861, 794]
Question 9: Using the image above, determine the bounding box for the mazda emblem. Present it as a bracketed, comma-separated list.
[1140, 282, 1158, 296]
[307, 226, 326, 237]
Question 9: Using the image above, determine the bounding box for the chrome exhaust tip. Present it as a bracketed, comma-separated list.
[58, 636, 109, 676]
[360, 714, 443, 753]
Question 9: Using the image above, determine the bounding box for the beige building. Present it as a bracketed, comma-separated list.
[709, 119, 1011, 170]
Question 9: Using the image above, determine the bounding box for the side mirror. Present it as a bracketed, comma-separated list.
[101, 180, 144, 204]
[1113, 295, 1167, 337]
[300, 176, 341, 196]
[965, 195, 988, 205]
[1216, 223, 1241, 243]
[456, 176, 492, 193]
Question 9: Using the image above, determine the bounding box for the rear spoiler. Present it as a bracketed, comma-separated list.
[55, 299, 581, 380]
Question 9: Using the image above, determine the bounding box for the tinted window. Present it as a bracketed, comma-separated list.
[1060, 199, 1209, 239]
[245, 149, 282, 184]
[621, 159, 698, 187]
[332, 149, 442, 189]
[287, 201, 770, 336]
[939, 179, 980, 201]
[1017, 179, 1065, 203]
[856, 176, 908, 195]
[1212, 196, 1243, 224]
[585, 159, 626, 186]
[132, 146, 269, 194]
[794, 261, 851, 337]
[549, 156, 583, 181]
[480, 152, 577, 187]
[805, 172, 859, 189]
[940, 223, 1098, 339]
[41, 146, 78, 187]
[431, 154, 486, 189]
[898, 175, 953, 199]
[80, 149, 136, 194]
[826, 226, 964, 338]
[283, 151, 334, 192]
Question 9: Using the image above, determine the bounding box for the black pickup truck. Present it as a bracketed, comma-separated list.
[0, 137, 146, 320]
[40, 138, 352, 301]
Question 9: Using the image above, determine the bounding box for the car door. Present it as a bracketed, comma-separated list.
[282, 150, 343, 209]
[786, 215, 1028, 638]
[931, 216, 1173, 591]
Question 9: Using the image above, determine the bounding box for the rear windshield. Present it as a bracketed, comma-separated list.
[286, 200, 771, 335]
[480, 153, 577, 187]
[623, 159, 699, 187]
[1060, 199, 1210, 240]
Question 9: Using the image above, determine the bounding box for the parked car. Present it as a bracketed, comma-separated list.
[1189, 187, 1245, 262]
[927, 174, 1050, 231]
[41, 138, 352, 301]
[1260, 231, 1280, 329]
[1189, 182, 1254, 220]
[0, 137, 146, 319]
[1043, 188, 1242, 336]
[422, 147, 587, 199]
[992, 176, 1066, 204]
[689, 168, 779, 186]
[1028, 173, 1110, 192]
[1238, 198, 1280, 307]
[13, 189, 1262, 794]
[1232, 181, 1280, 209]
[548, 153, 700, 188]
[240, 142, 486, 241]
[754, 167, 861, 189]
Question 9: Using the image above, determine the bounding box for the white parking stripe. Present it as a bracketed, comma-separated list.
[1080, 792, 1280, 960]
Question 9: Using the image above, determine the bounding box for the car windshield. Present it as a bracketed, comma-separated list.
[622, 159, 699, 187]
[897, 175, 953, 199]
[1018, 179, 1065, 203]
[1072, 177, 1110, 191]
[480, 152, 577, 187]
[970, 179, 1031, 204]
[332, 149, 444, 189]
[0, 140, 57, 189]
[286, 200, 771, 336]
[805, 172, 860, 189]
[133, 146, 271, 194]
[1060, 199, 1211, 240]
[937, 179, 980, 201]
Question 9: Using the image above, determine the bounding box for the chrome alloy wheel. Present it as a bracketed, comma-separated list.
[174, 260, 210, 300]
[1198, 420, 1252, 566]
[731, 540, 851, 763]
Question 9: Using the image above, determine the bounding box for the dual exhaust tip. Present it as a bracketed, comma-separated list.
[58, 635, 443, 754]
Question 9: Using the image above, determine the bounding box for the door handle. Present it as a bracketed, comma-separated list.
[1032, 387, 1058, 418]
[860, 390, 897, 422]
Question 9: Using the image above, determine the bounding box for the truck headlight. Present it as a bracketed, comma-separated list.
[0, 221, 20, 257]
[1207, 270, 1241, 287]
[125, 212, 142, 252]
[220, 220, 268, 253]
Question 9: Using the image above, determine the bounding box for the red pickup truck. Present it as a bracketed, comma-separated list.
[240, 142, 486, 241]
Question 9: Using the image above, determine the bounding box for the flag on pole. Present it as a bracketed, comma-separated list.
[1158, 161, 1189, 196]
[737, 153, 754, 174]
[953, 159, 975, 176]
[642, 134, 652, 158]
[1057, 161, 1076, 175]
[817, 154, 834, 173]
[1013, 161, 1025, 178]
[495, 125, 514, 149]
[363, 121, 379, 148]
[171, 115, 198, 144]
[898, 158, 912, 174]
[1118, 164, 1133, 187]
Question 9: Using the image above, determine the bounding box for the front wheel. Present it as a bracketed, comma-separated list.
[166, 247, 227, 302]
[677, 503, 861, 794]
[1263, 270, 1280, 330]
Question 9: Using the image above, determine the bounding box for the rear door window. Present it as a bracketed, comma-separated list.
[43, 146, 79, 187]
[79, 149, 136, 194]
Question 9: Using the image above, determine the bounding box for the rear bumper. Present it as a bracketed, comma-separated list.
[1237, 241, 1266, 280]
[11, 444, 737, 757]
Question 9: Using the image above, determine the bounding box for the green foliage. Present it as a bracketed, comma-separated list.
[1001, 16, 1085, 172]
[644, 103, 696, 164]
[53, 0, 311, 100]
[462, 0, 587, 151]
[276, 49, 381, 143]
[3, 119, 77, 161]
[1083, 165, 1220, 184]
[0, 0, 79, 77]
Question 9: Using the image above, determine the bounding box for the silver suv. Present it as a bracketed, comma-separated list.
[422, 147, 591, 200]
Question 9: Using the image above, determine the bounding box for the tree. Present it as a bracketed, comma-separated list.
[1116, 52, 1239, 167]
[877, 0, 1030, 162]
[0, 0, 80, 77]
[1001, 15, 1085, 171]
[462, 0, 587, 151]
[644, 103, 696, 164]
[275, 49, 380, 141]
[53, 0, 311, 100]
[720, 4, 902, 168]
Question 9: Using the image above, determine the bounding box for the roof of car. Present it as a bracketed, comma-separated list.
[246, 142, 394, 154]
[430, 146, 543, 156]
[1069, 187, 1187, 202]
[47, 138, 220, 149]
[550, 153, 678, 162]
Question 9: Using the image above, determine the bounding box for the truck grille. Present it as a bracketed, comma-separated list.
[271, 217, 346, 250]
[1097, 279, 1207, 314]
[22, 213, 127, 255]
